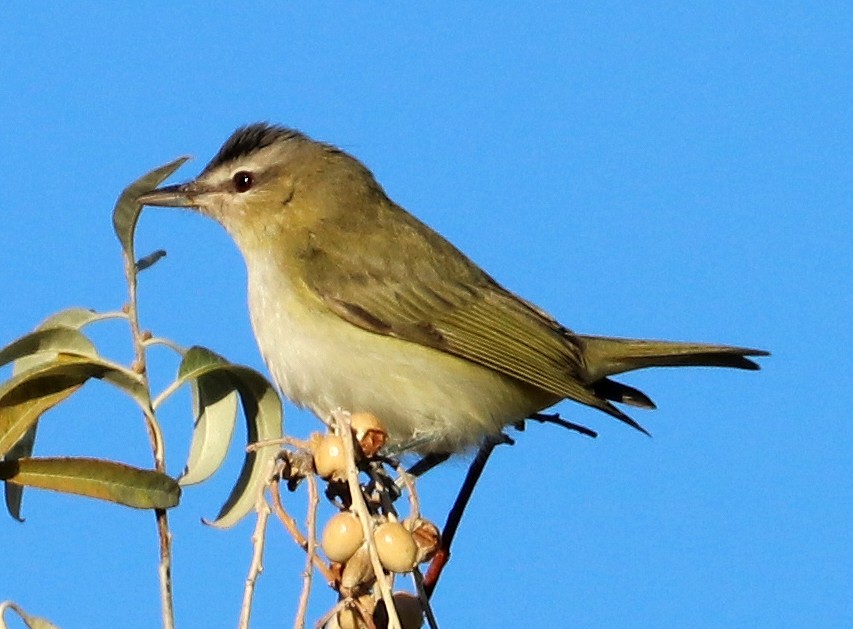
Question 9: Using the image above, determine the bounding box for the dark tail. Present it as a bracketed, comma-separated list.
[576, 335, 768, 434]
[580, 335, 768, 381]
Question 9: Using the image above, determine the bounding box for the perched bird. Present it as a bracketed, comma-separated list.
[140, 123, 767, 455]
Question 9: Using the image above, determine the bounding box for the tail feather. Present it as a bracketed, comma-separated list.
[593, 377, 657, 409]
[579, 335, 769, 382]
[573, 334, 768, 436]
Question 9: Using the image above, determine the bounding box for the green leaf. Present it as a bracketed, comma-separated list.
[181, 370, 239, 486]
[0, 322, 99, 521]
[3, 324, 117, 519]
[1, 379, 81, 521]
[112, 156, 189, 261]
[0, 355, 146, 457]
[35, 307, 123, 332]
[0, 457, 180, 509]
[207, 366, 282, 528]
[0, 601, 60, 629]
[3, 425, 36, 521]
[0, 327, 98, 371]
[175, 346, 282, 528]
[173, 345, 240, 486]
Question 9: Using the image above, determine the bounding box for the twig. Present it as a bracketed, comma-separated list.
[270, 477, 307, 545]
[394, 461, 420, 520]
[423, 437, 503, 598]
[153, 509, 174, 629]
[123, 245, 174, 629]
[412, 569, 440, 629]
[295, 472, 320, 628]
[353, 597, 379, 629]
[334, 410, 402, 629]
[367, 463, 401, 519]
[270, 477, 337, 584]
[247, 436, 312, 452]
[141, 335, 186, 355]
[151, 377, 186, 411]
[239, 490, 271, 629]
[314, 598, 349, 629]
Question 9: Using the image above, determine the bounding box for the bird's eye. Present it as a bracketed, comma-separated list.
[232, 171, 254, 192]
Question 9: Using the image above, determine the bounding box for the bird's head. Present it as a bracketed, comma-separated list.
[138, 123, 382, 252]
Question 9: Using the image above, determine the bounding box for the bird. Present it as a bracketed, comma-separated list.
[139, 123, 768, 455]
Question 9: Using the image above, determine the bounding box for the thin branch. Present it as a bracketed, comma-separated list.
[423, 436, 504, 598]
[142, 336, 186, 355]
[334, 410, 402, 629]
[394, 461, 420, 520]
[412, 569, 439, 629]
[123, 247, 174, 629]
[270, 477, 307, 546]
[151, 377, 186, 412]
[248, 436, 312, 452]
[270, 477, 337, 585]
[239, 490, 271, 629]
[295, 472, 320, 628]
[153, 509, 174, 629]
[314, 598, 349, 629]
[353, 597, 379, 629]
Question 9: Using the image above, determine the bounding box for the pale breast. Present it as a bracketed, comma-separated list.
[245, 263, 556, 453]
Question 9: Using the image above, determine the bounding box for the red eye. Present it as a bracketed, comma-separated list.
[233, 171, 254, 192]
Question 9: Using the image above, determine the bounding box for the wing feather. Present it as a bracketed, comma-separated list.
[298, 203, 624, 421]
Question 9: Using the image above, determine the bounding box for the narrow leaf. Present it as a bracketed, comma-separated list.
[0, 379, 81, 521]
[0, 327, 98, 371]
[3, 424, 37, 520]
[113, 156, 189, 261]
[175, 347, 239, 485]
[174, 346, 282, 527]
[0, 457, 180, 509]
[0, 356, 145, 457]
[4, 310, 122, 517]
[36, 307, 122, 331]
[206, 365, 282, 528]
[0, 601, 60, 629]
[180, 371, 239, 486]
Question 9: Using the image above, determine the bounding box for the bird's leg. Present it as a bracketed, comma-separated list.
[525, 412, 598, 439]
[406, 452, 451, 478]
[423, 433, 512, 598]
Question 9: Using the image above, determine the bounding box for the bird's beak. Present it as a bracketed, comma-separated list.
[137, 183, 198, 208]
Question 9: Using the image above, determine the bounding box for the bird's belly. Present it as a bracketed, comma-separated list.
[247, 277, 555, 453]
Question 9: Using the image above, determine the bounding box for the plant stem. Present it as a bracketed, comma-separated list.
[335, 410, 402, 629]
[239, 490, 271, 629]
[295, 472, 320, 628]
[124, 253, 175, 629]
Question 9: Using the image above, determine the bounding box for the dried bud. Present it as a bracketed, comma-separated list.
[407, 518, 441, 564]
[350, 412, 387, 458]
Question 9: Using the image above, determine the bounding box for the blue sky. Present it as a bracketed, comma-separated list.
[1, 3, 850, 628]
